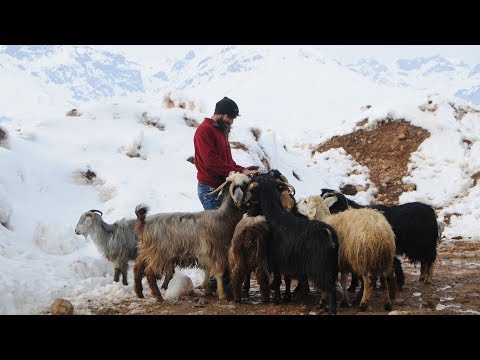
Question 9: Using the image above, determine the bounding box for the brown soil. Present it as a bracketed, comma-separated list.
[70, 239, 480, 316]
[314, 120, 429, 205]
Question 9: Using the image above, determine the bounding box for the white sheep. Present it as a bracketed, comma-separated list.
[297, 195, 397, 311]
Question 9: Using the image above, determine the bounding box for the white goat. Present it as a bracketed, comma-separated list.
[75, 209, 138, 285]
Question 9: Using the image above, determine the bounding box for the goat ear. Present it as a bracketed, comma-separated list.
[323, 196, 337, 208]
[233, 187, 244, 207]
[306, 203, 317, 220]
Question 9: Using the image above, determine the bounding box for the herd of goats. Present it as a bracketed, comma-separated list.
[74, 170, 442, 314]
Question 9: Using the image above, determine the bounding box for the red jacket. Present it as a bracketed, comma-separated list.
[194, 118, 244, 188]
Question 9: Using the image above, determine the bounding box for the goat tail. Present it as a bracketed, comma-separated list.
[134, 204, 149, 240]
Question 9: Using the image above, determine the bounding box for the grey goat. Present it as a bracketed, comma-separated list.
[75, 209, 138, 285]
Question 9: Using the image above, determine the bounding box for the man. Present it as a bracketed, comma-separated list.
[194, 96, 259, 210]
[193, 96, 259, 293]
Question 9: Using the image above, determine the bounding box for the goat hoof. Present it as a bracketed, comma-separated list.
[339, 300, 350, 308]
[384, 303, 392, 311]
[262, 298, 270, 304]
[136, 293, 144, 299]
[123, 281, 128, 286]
[155, 297, 164, 303]
[347, 286, 356, 293]
[273, 298, 281, 305]
[283, 295, 291, 302]
[359, 303, 368, 311]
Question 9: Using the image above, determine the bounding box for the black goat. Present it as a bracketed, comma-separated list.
[321, 189, 438, 288]
[249, 177, 339, 314]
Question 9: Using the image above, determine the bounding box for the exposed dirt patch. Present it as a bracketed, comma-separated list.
[314, 120, 430, 205]
[72, 239, 480, 315]
[472, 171, 480, 187]
[230, 141, 249, 152]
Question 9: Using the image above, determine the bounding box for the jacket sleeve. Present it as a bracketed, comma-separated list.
[196, 127, 244, 177]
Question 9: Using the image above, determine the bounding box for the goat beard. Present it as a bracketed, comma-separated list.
[216, 117, 231, 135]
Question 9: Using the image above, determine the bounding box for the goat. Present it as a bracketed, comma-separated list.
[297, 195, 397, 311]
[321, 189, 439, 286]
[247, 176, 339, 314]
[74, 209, 138, 286]
[228, 215, 272, 303]
[133, 172, 252, 302]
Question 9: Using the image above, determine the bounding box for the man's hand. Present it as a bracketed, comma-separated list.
[242, 168, 258, 176]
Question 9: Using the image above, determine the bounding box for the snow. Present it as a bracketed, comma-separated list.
[0, 45, 479, 314]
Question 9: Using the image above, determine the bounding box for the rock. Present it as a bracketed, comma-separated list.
[66, 109, 81, 117]
[51, 298, 74, 315]
[404, 183, 416, 192]
[388, 310, 411, 315]
[398, 133, 406, 140]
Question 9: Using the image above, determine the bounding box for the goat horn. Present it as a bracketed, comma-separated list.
[278, 175, 296, 196]
[207, 180, 228, 195]
[90, 209, 103, 216]
[229, 181, 236, 201]
[276, 178, 296, 196]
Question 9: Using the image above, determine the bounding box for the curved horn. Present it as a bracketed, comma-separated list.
[229, 181, 236, 201]
[278, 175, 296, 196]
[207, 180, 229, 195]
[275, 178, 296, 196]
[89, 209, 103, 216]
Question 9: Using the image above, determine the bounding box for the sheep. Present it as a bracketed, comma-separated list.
[321, 189, 439, 285]
[133, 171, 252, 302]
[74, 209, 138, 286]
[297, 195, 397, 311]
[247, 175, 339, 314]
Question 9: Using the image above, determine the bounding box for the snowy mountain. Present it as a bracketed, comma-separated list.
[2, 45, 479, 116]
[345, 54, 480, 105]
[0, 45, 144, 115]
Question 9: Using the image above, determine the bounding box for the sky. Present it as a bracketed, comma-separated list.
[103, 45, 480, 67]
[0, 45, 479, 314]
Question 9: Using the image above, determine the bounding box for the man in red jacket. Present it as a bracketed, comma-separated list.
[194, 96, 259, 210]
[194, 97, 259, 295]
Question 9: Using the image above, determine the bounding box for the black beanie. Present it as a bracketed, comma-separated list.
[214, 97, 240, 117]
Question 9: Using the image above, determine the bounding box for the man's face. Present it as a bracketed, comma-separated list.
[216, 114, 236, 132]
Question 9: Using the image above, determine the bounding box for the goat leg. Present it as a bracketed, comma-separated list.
[113, 267, 121, 282]
[147, 269, 163, 302]
[121, 266, 128, 286]
[293, 275, 310, 299]
[242, 271, 251, 297]
[425, 262, 434, 284]
[230, 266, 244, 303]
[380, 274, 392, 311]
[272, 273, 282, 304]
[283, 274, 292, 302]
[133, 260, 146, 298]
[255, 268, 270, 304]
[419, 261, 427, 282]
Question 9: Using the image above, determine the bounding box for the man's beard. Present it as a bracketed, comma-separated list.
[216, 117, 231, 135]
